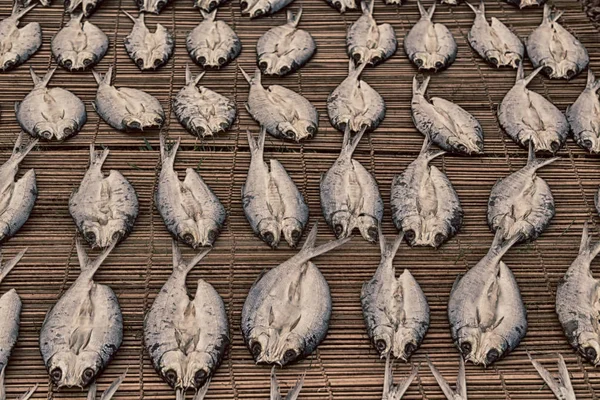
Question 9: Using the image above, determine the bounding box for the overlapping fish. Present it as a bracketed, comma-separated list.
[242, 127, 308, 248]
[64, 0, 103, 16]
[144, 241, 228, 400]
[256, 8, 316, 76]
[487, 142, 556, 243]
[327, 61, 385, 133]
[498, 64, 569, 153]
[411, 76, 483, 155]
[16, 67, 87, 141]
[186, 9, 241, 69]
[92, 66, 165, 131]
[156, 134, 226, 248]
[466, 1, 524, 68]
[51, 12, 108, 71]
[346, 0, 397, 67]
[566, 69, 600, 153]
[173, 65, 237, 138]
[123, 11, 174, 71]
[0, 3, 41, 72]
[241, 223, 349, 365]
[556, 223, 600, 366]
[361, 230, 430, 361]
[527, 4, 589, 79]
[380, 356, 418, 400]
[241, 67, 318, 142]
[404, 1, 457, 71]
[504, 0, 546, 8]
[528, 353, 575, 400]
[321, 127, 383, 243]
[427, 356, 467, 400]
[40, 240, 122, 388]
[323, 0, 357, 13]
[192, 0, 224, 13]
[448, 230, 526, 366]
[69, 145, 139, 249]
[240, 0, 293, 19]
[137, 0, 172, 14]
[0, 133, 37, 242]
[390, 137, 463, 248]
[269, 367, 304, 400]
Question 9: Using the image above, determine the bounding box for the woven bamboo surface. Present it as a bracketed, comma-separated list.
[1, 0, 600, 398]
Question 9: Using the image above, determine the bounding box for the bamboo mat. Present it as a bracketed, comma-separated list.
[0, 0, 599, 398]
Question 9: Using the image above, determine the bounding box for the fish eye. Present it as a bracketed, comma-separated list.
[371, 55, 381, 65]
[64, 0, 71, 6]
[251, 341, 262, 358]
[63, 59, 73, 69]
[460, 341, 472, 356]
[197, 56, 206, 66]
[258, 61, 268, 70]
[196, 126, 206, 135]
[291, 229, 301, 242]
[50, 368, 62, 384]
[85, 3, 94, 13]
[583, 139, 594, 149]
[262, 231, 275, 246]
[82, 367, 95, 384]
[284, 130, 295, 139]
[584, 346, 597, 361]
[543, 66, 553, 76]
[283, 349, 297, 364]
[154, 117, 163, 125]
[136, 58, 144, 67]
[486, 349, 500, 365]
[253, 9, 264, 17]
[414, 58, 423, 67]
[457, 144, 467, 153]
[404, 229, 415, 243]
[240, 0, 248, 9]
[207, 229, 217, 243]
[279, 65, 290, 75]
[550, 140, 560, 153]
[352, 53, 362, 63]
[435, 61, 444, 70]
[218, 57, 227, 65]
[182, 233, 195, 244]
[63, 127, 73, 137]
[334, 224, 344, 237]
[566, 69, 576, 79]
[434, 233, 445, 247]
[334, 1, 342, 9]
[208, 0, 217, 8]
[489, 57, 498, 65]
[164, 369, 177, 386]
[367, 226, 378, 242]
[83, 58, 93, 67]
[375, 339, 387, 352]
[85, 231, 96, 243]
[112, 231, 123, 242]
[514, 58, 520, 66]
[157, 0, 166, 9]
[40, 130, 53, 139]
[3, 60, 15, 70]
[306, 126, 316, 137]
[194, 369, 208, 387]
[404, 343, 417, 357]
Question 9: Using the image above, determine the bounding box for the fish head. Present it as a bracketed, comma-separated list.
[188, 118, 212, 138]
[257, 219, 281, 248]
[257, 54, 277, 75]
[82, 0, 100, 16]
[198, 219, 220, 247]
[502, 52, 523, 69]
[349, 47, 369, 66]
[519, 0, 544, 8]
[132, 49, 169, 70]
[47, 351, 101, 388]
[54, 119, 80, 141]
[240, 0, 260, 15]
[357, 214, 379, 243]
[539, 60, 562, 80]
[261, 331, 304, 366]
[577, 331, 600, 365]
[526, 135, 562, 154]
[455, 326, 482, 363]
[471, 331, 510, 366]
[271, 57, 297, 76]
[140, 0, 169, 14]
[205, 50, 232, 69]
[484, 49, 504, 68]
[81, 223, 103, 248]
[331, 0, 356, 13]
[277, 120, 317, 142]
[74, 52, 98, 70]
[195, 0, 220, 12]
[392, 327, 422, 361]
[33, 121, 58, 141]
[554, 60, 580, 80]
[158, 351, 186, 389]
[0, 52, 21, 72]
[184, 352, 214, 390]
[331, 211, 353, 239]
[574, 131, 600, 154]
[64, 0, 83, 14]
[282, 218, 304, 248]
[412, 52, 447, 71]
[371, 325, 394, 357]
[447, 135, 483, 155]
[246, 0, 271, 19]
[176, 220, 202, 248]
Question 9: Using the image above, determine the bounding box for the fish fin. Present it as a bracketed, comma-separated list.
[526, 141, 559, 170]
[189, 65, 205, 86]
[343, 125, 367, 158]
[270, 367, 283, 400]
[0, 248, 27, 285]
[193, 379, 211, 400]
[17, 384, 38, 400]
[587, 69, 600, 92]
[284, 372, 305, 400]
[87, 382, 97, 400]
[90, 144, 109, 168]
[122, 9, 137, 22]
[11, 131, 38, 163]
[528, 352, 567, 399]
[418, 134, 445, 161]
[77, 236, 117, 274]
[361, 0, 374, 15]
[427, 356, 458, 400]
[239, 66, 252, 84]
[37, 67, 57, 88]
[287, 7, 302, 27]
[456, 356, 467, 399]
[12, 2, 36, 20]
[159, 133, 181, 165]
[546, 5, 563, 23]
[488, 226, 520, 259]
[578, 223, 600, 260]
[557, 354, 575, 396]
[521, 66, 543, 87]
[172, 239, 211, 276]
[295, 223, 351, 264]
[416, 0, 427, 18]
[412, 76, 430, 96]
[349, 60, 367, 80]
[465, 1, 482, 14]
[99, 370, 127, 400]
[200, 8, 217, 21]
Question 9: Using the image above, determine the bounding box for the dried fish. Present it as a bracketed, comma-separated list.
[137, 0, 172, 14]
[504, 0, 546, 8]
[270, 367, 304, 400]
[566, 69, 600, 153]
[527, 353, 575, 400]
[0, 3, 41, 72]
[123, 11, 174, 71]
[192, 0, 225, 13]
[173, 65, 236, 138]
[187, 9, 241, 69]
[381, 356, 418, 400]
[240, 0, 294, 19]
[322, 0, 357, 13]
[16, 67, 87, 141]
[64, 0, 103, 16]
[427, 356, 467, 400]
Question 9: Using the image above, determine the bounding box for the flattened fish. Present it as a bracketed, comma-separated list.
[498, 63, 569, 153]
[527, 4, 589, 80]
[0, 133, 37, 242]
[347, 0, 397, 67]
[566, 69, 600, 154]
[241, 223, 349, 365]
[187, 9, 241, 69]
[411, 76, 483, 155]
[156, 134, 226, 248]
[144, 242, 228, 399]
[404, 1, 457, 71]
[173, 65, 236, 138]
[241, 67, 318, 142]
[380, 356, 418, 400]
[427, 356, 467, 400]
[528, 353, 575, 400]
[327, 61, 385, 133]
[40, 240, 122, 388]
[64, 0, 103, 16]
[466, 1, 524, 69]
[16, 67, 87, 141]
[123, 11, 174, 71]
[51, 12, 108, 71]
[256, 8, 316, 76]
[390, 137, 462, 248]
[240, 0, 294, 19]
[487, 142, 556, 243]
[320, 127, 383, 243]
[242, 127, 309, 248]
[92, 66, 165, 131]
[361, 230, 429, 361]
[0, 3, 41, 72]
[137, 0, 172, 14]
[69, 145, 139, 248]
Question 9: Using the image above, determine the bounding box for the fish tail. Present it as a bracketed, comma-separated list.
[349, 59, 367, 80]
[96, 370, 127, 400]
[418, 134, 445, 161]
[379, 227, 404, 263]
[342, 125, 366, 158]
[159, 133, 180, 167]
[200, 8, 217, 21]
[0, 248, 27, 285]
[0, 367, 37, 400]
[285, 372, 305, 400]
[76, 236, 117, 276]
[587, 69, 600, 92]
[416, 0, 428, 18]
[92, 66, 113, 85]
[34, 66, 57, 88]
[528, 352, 573, 400]
[295, 223, 351, 264]
[9, 132, 38, 166]
[122, 9, 137, 22]
[578, 223, 600, 260]
[427, 356, 458, 399]
[465, 0, 483, 14]
[193, 378, 211, 400]
[412, 75, 430, 96]
[12, 2, 36, 20]
[287, 7, 303, 27]
[89, 144, 110, 169]
[171, 239, 211, 277]
[488, 225, 521, 259]
[526, 141, 559, 170]
[361, 0, 374, 15]
[246, 126, 266, 158]
[520, 65, 543, 87]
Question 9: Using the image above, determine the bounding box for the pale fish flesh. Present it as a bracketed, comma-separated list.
[427, 356, 467, 400]
[173, 65, 237, 138]
[566, 69, 600, 153]
[69, 145, 139, 248]
[64, 0, 104, 16]
[381, 356, 418, 400]
[123, 11, 174, 71]
[187, 9, 241, 69]
[137, 0, 172, 14]
[16, 66, 87, 141]
[156, 134, 226, 248]
[0, 3, 41, 72]
[269, 367, 304, 400]
[242, 127, 309, 248]
[528, 352, 575, 400]
[240, 0, 294, 19]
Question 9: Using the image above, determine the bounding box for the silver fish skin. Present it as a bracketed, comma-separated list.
[487, 143, 556, 243]
[240, 0, 294, 19]
[411, 76, 484, 155]
[241, 223, 350, 366]
[193, 0, 225, 13]
[528, 353, 575, 400]
[320, 127, 383, 243]
[40, 240, 122, 388]
[16, 67, 87, 141]
[137, 0, 171, 14]
[69, 145, 139, 249]
[52, 12, 108, 71]
[504, 0, 546, 8]
[64, 0, 104, 17]
[156, 134, 226, 248]
[241, 67, 318, 142]
[381, 356, 418, 400]
[527, 4, 589, 80]
[347, 0, 397, 67]
[498, 63, 569, 153]
[448, 231, 526, 366]
[466, 1, 524, 69]
[0, 133, 37, 242]
[322, 0, 357, 13]
[556, 223, 600, 366]
[257, 8, 316, 76]
[390, 137, 462, 248]
[92, 66, 165, 131]
[361, 230, 429, 361]
[0, 3, 41, 72]
[187, 9, 241, 69]
[173, 65, 236, 138]
[566, 69, 600, 154]
[242, 127, 309, 249]
[427, 356, 467, 400]
[123, 11, 174, 71]
[404, 1, 457, 71]
[270, 367, 304, 400]
[144, 242, 229, 399]
[327, 61, 386, 133]
[86, 371, 127, 400]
